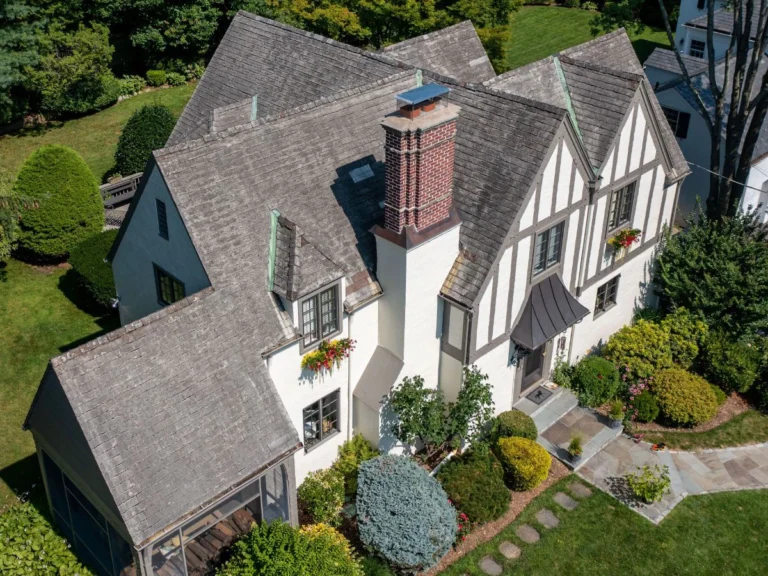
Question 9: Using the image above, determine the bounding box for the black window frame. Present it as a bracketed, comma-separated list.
[689, 39, 706, 58]
[607, 182, 636, 232]
[302, 390, 340, 452]
[156, 199, 169, 240]
[662, 106, 690, 139]
[531, 221, 565, 278]
[595, 275, 620, 315]
[154, 264, 185, 306]
[300, 282, 341, 351]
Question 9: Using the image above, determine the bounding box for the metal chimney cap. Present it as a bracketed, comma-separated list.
[396, 84, 450, 107]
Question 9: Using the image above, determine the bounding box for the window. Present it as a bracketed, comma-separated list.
[595, 276, 620, 314]
[302, 390, 339, 451]
[689, 39, 706, 58]
[156, 199, 169, 240]
[155, 265, 185, 306]
[301, 284, 340, 348]
[532, 221, 565, 276]
[662, 106, 691, 139]
[697, 0, 704, 9]
[607, 182, 636, 231]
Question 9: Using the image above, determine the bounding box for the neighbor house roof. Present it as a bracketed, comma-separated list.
[686, 9, 761, 39]
[644, 47, 709, 77]
[380, 20, 495, 83]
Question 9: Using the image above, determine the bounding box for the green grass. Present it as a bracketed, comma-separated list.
[0, 83, 195, 183]
[0, 259, 119, 510]
[440, 475, 768, 575]
[643, 410, 768, 451]
[504, 7, 671, 71]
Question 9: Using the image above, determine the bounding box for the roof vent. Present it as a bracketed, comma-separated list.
[396, 84, 450, 119]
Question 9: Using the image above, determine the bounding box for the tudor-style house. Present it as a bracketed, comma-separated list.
[24, 13, 687, 576]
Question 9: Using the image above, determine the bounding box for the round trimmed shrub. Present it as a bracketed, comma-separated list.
[297, 468, 344, 527]
[357, 455, 456, 572]
[495, 437, 551, 491]
[632, 390, 659, 423]
[146, 69, 167, 87]
[13, 145, 104, 260]
[652, 368, 719, 427]
[491, 409, 537, 441]
[69, 229, 118, 309]
[436, 448, 510, 523]
[332, 433, 379, 496]
[602, 320, 674, 379]
[571, 356, 621, 407]
[217, 520, 363, 576]
[699, 330, 761, 393]
[114, 104, 177, 176]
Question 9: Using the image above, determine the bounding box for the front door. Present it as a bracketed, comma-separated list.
[521, 344, 546, 392]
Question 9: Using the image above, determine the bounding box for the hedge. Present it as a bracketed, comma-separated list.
[357, 455, 456, 572]
[602, 320, 674, 379]
[146, 70, 167, 87]
[297, 468, 344, 527]
[491, 410, 537, 441]
[495, 436, 551, 491]
[632, 390, 659, 423]
[653, 368, 719, 427]
[69, 230, 118, 309]
[571, 356, 621, 407]
[114, 105, 177, 176]
[700, 330, 761, 393]
[13, 145, 104, 260]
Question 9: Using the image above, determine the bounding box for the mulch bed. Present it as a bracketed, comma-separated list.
[627, 393, 750, 434]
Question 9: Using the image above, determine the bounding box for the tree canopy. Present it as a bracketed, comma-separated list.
[0, 0, 41, 124]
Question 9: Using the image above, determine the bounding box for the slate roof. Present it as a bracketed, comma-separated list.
[380, 20, 495, 83]
[644, 47, 709, 77]
[482, 58, 567, 109]
[686, 9, 760, 39]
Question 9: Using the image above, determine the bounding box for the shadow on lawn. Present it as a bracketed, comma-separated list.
[0, 454, 48, 513]
[632, 38, 669, 63]
[57, 269, 120, 351]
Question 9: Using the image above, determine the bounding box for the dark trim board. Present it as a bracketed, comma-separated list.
[580, 234, 662, 292]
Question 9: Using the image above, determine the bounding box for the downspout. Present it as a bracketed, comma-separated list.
[347, 311, 354, 441]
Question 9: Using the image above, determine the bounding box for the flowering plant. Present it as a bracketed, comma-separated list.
[624, 376, 654, 422]
[452, 506, 472, 546]
[301, 338, 355, 374]
[607, 228, 641, 250]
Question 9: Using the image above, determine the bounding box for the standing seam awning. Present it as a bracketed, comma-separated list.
[510, 274, 590, 350]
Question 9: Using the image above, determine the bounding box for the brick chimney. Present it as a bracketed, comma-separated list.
[381, 84, 460, 233]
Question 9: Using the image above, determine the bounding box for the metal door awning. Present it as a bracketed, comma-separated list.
[510, 274, 589, 350]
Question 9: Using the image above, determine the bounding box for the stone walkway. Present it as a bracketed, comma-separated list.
[538, 406, 622, 470]
[578, 436, 768, 523]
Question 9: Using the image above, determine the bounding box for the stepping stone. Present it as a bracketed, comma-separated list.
[516, 524, 540, 544]
[499, 541, 521, 559]
[479, 556, 503, 575]
[554, 492, 579, 511]
[568, 482, 592, 498]
[535, 508, 560, 529]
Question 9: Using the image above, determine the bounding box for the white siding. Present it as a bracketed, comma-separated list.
[603, 150, 615, 186]
[519, 193, 535, 230]
[510, 236, 531, 324]
[572, 170, 584, 203]
[614, 106, 634, 180]
[493, 247, 513, 339]
[538, 149, 558, 222]
[642, 127, 657, 166]
[556, 145, 573, 213]
[629, 106, 646, 172]
[476, 282, 492, 349]
[588, 195, 607, 279]
[741, 156, 768, 224]
[660, 184, 677, 231]
[473, 339, 515, 413]
[632, 170, 653, 232]
[562, 209, 580, 287]
[645, 167, 665, 243]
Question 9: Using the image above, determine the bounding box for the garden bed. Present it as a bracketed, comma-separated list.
[627, 393, 749, 434]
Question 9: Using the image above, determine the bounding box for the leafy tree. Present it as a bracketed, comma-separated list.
[446, 366, 494, 447]
[448, 0, 521, 29]
[387, 375, 448, 452]
[114, 104, 176, 175]
[476, 26, 507, 73]
[0, 0, 41, 124]
[655, 210, 768, 338]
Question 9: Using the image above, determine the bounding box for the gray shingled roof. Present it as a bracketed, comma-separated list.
[686, 8, 760, 39]
[644, 47, 709, 77]
[380, 20, 495, 83]
[483, 58, 567, 109]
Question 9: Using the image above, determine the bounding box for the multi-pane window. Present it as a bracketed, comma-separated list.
[608, 182, 636, 231]
[595, 276, 620, 314]
[302, 390, 339, 451]
[156, 199, 169, 240]
[689, 39, 706, 58]
[155, 265, 185, 306]
[662, 106, 690, 139]
[301, 284, 339, 348]
[532, 221, 565, 276]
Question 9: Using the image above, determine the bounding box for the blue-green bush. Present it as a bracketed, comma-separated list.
[357, 455, 456, 573]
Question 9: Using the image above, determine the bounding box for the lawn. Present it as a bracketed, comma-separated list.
[504, 7, 671, 71]
[643, 410, 768, 451]
[0, 259, 119, 510]
[0, 83, 195, 183]
[440, 475, 768, 575]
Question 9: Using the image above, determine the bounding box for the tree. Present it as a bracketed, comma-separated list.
[0, 0, 41, 124]
[448, 0, 522, 29]
[446, 366, 494, 446]
[115, 104, 177, 175]
[476, 26, 507, 73]
[387, 375, 448, 453]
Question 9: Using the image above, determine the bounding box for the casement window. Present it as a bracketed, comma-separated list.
[302, 390, 339, 451]
[662, 106, 690, 139]
[156, 199, 169, 240]
[607, 182, 636, 231]
[300, 283, 340, 348]
[154, 265, 185, 306]
[697, 0, 705, 9]
[532, 221, 565, 276]
[595, 276, 620, 314]
[689, 40, 706, 58]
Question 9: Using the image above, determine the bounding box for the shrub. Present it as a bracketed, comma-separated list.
[0, 502, 93, 575]
[357, 456, 456, 572]
[632, 391, 660, 423]
[582, 0, 598, 9]
[361, 556, 395, 576]
[216, 520, 362, 576]
[491, 409, 537, 441]
[565, 0, 580, 7]
[711, 383, 728, 406]
[699, 330, 761, 393]
[495, 437, 551, 491]
[602, 320, 673, 379]
[609, 399, 625, 421]
[753, 375, 768, 414]
[571, 356, 621, 407]
[567, 434, 583, 457]
[653, 368, 719, 427]
[13, 145, 104, 260]
[165, 72, 186, 86]
[114, 105, 177, 175]
[69, 230, 118, 309]
[333, 434, 379, 496]
[625, 464, 671, 503]
[436, 449, 510, 523]
[117, 75, 145, 97]
[550, 356, 574, 388]
[146, 69, 167, 87]
[661, 307, 708, 369]
[297, 468, 344, 526]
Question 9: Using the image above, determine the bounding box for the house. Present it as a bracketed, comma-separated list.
[645, 5, 768, 221]
[23, 13, 687, 576]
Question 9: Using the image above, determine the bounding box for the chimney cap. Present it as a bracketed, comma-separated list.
[396, 84, 450, 108]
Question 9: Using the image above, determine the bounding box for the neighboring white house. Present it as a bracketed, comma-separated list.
[24, 15, 688, 576]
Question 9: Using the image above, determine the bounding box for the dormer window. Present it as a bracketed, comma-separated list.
[300, 283, 341, 349]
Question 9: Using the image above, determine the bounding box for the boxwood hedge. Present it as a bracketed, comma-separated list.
[653, 368, 719, 427]
[496, 436, 551, 491]
[491, 409, 537, 441]
[69, 230, 118, 310]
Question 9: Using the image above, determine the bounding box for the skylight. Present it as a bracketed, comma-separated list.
[350, 164, 375, 183]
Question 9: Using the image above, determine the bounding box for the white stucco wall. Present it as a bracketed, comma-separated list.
[675, 0, 726, 41]
[681, 27, 733, 60]
[740, 155, 768, 223]
[473, 338, 515, 415]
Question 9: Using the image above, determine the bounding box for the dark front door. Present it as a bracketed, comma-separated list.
[522, 345, 546, 391]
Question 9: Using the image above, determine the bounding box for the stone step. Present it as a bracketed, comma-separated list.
[573, 421, 624, 471]
[531, 389, 579, 434]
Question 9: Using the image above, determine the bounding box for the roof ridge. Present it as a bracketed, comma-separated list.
[483, 56, 554, 86]
[155, 70, 416, 159]
[558, 54, 644, 83]
[50, 287, 216, 369]
[379, 20, 477, 51]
